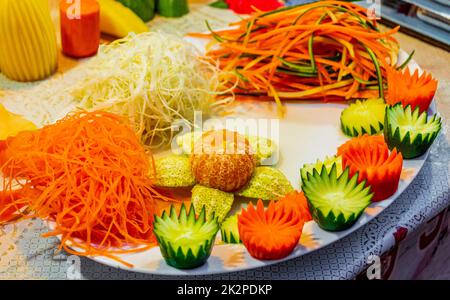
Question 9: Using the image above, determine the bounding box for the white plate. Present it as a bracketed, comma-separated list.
[75, 37, 436, 275]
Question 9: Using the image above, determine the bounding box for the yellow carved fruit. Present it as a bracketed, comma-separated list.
[0, 0, 58, 82]
[98, 0, 149, 38]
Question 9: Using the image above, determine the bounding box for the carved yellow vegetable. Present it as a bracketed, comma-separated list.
[0, 0, 58, 82]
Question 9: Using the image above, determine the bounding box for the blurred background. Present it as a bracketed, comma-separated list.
[290, 0, 450, 50]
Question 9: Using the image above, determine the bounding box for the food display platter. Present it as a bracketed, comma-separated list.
[0, 1, 442, 278]
[76, 48, 434, 275]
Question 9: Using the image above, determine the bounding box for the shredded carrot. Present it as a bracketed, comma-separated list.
[189, 1, 400, 112]
[0, 111, 176, 266]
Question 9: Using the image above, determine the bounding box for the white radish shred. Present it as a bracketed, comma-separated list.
[72, 32, 233, 148]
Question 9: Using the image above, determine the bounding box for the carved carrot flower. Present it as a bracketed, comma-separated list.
[276, 191, 313, 223]
[238, 200, 303, 260]
[386, 67, 438, 113]
[337, 135, 403, 202]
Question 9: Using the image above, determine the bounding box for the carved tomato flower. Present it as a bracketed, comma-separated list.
[225, 0, 284, 14]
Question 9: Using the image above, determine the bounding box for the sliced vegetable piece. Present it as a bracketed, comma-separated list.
[338, 135, 403, 201]
[153, 204, 219, 269]
[238, 200, 304, 260]
[191, 185, 234, 223]
[302, 164, 372, 231]
[340, 98, 386, 137]
[156, 0, 189, 18]
[384, 104, 441, 159]
[237, 167, 294, 200]
[153, 155, 195, 187]
[386, 67, 438, 113]
[396, 50, 415, 70]
[221, 214, 241, 244]
[209, 0, 228, 9]
[276, 191, 312, 223]
[300, 155, 343, 183]
[117, 0, 155, 22]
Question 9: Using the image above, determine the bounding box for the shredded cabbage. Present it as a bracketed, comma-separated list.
[72, 32, 232, 148]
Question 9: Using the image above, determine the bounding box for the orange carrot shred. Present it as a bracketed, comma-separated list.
[0, 111, 176, 266]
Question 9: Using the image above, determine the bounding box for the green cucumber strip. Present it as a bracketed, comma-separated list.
[362, 44, 384, 99]
[238, 25, 268, 41]
[384, 104, 442, 159]
[353, 76, 377, 85]
[156, 0, 189, 18]
[340, 98, 386, 137]
[292, 5, 370, 28]
[366, 20, 379, 32]
[396, 50, 415, 70]
[258, 3, 308, 19]
[363, 84, 387, 90]
[154, 204, 219, 269]
[277, 57, 317, 74]
[220, 215, 241, 244]
[205, 20, 225, 43]
[276, 68, 318, 77]
[302, 164, 373, 231]
[300, 155, 343, 183]
[244, 19, 256, 42]
[191, 185, 234, 223]
[234, 68, 249, 82]
[304, 10, 338, 73]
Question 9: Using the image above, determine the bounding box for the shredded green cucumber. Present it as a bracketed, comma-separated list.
[363, 44, 384, 99]
[191, 185, 234, 223]
[302, 164, 373, 231]
[220, 215, 241, 244]
[300, 155, 343, 183]
[340, 98, 386, 137]
[153, 155, 196, 187]
[384, 104, 442, 159]
[153, 204, 219, 269]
